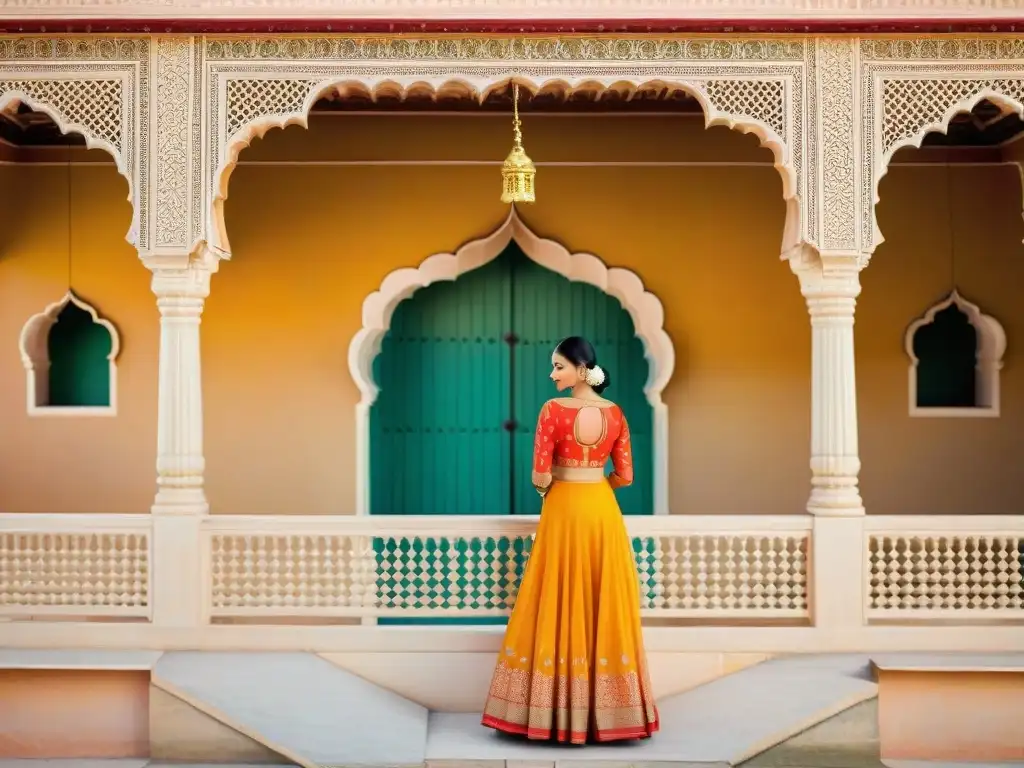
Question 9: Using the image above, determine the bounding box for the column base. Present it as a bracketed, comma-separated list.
[807, 485, 865, 517]
[152, 487, 209, 516]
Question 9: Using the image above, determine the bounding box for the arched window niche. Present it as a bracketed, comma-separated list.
[18, 290, 121, 417]
[905, 290, 1006, 418]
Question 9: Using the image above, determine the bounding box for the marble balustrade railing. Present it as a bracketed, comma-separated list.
[1, 512, 1021, 626]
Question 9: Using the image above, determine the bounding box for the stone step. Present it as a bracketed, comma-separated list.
[142, 652, 879, 767]
[152, 651, 428, 768]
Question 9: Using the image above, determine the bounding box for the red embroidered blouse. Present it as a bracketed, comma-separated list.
[531, 398, 634, 493]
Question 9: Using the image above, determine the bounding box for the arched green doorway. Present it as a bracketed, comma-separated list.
[370, 241, 653, 516]
[369, 241, 653, 625]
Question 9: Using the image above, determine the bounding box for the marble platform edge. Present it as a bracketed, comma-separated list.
[870, 653, 1024, 674]
[0, 648, 164, 670]
[424, 763, 730, 768]
[0, 763, 297, 768]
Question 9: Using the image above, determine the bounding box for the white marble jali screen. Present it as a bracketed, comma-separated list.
[203, 516, 812, 621]
[866, 517, 1024, 619]
[0, 515, 151, 617]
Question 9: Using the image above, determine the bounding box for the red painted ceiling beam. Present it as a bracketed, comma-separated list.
[0, 18, 1022, 34]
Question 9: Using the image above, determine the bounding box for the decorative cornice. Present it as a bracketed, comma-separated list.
[0, 37, 149, 60]
[204, 36, 806, 61]
[3, 0, 1024, 19]
[6, 21, 1024, 35]
[861, 37, 1024, 59]
[3, 0, 1024, 32]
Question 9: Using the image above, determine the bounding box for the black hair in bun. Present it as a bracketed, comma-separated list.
[555, 336, 611, 395]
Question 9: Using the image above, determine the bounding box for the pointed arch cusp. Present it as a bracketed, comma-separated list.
[0, 92, 136, 247]
[348, 207, 675, 516]
[0, 92, 127, 178]
[348, 206, 674, 408]
[871, 89, 1024, 251]
[210, 74, 798, 256]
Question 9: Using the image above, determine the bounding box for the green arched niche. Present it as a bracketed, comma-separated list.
[370, 241, 652, 516]
[47, 300, 114, 408]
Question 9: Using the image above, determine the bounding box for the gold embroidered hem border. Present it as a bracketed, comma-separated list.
[484, 661, 658, 738]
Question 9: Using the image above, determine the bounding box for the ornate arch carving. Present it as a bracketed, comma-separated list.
[203, 36, 807, 257]
[861, 38, 1024, 254]
[0, 37, 150, 250]
[348, 207, 676, 516]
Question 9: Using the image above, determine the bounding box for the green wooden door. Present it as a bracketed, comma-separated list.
[510, 244, 653, 516]
[371, 243, 652, 515]
[371, 253, 512, 515]
[369, 242, 653, 624]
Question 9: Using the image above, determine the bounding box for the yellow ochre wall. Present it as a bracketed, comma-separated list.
[0, 158, 157, 513]
[863, 157, 1024, 514]
[0, 114, 1020, 515]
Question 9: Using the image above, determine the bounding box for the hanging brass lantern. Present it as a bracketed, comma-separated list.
[500, 82, 536, 204]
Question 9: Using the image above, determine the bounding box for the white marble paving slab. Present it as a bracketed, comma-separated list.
[153, 651, 428, 768]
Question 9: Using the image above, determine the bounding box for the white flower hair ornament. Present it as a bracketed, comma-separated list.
[584, 365, 606, 388]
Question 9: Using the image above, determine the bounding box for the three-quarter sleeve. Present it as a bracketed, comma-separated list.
[607, 408, 634, 489]
[532, 400, 556, 495]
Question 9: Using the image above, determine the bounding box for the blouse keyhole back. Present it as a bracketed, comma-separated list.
[573, 403, 606, 449]
[481, 396, 660, 744]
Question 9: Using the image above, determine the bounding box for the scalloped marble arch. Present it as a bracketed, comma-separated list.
[904, 289, 1006, 418]
[348, 206, 675, 516]
[209, 74, 801, 257]
[872, 88, 1024, 251]
[18, 290, 122, 417]
[0, 90, 137, 247]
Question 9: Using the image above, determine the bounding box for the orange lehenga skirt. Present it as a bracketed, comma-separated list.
[481, 478, 660, 744]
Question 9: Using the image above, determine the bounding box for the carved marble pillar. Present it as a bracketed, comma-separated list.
[795, 253, 864, 517]
[790, 248, 866, 630]
[144, 36, 210, 627]
[144, 257, 214, 626]
[150, 262, 211, 515]
[798, 37, 868, 631]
